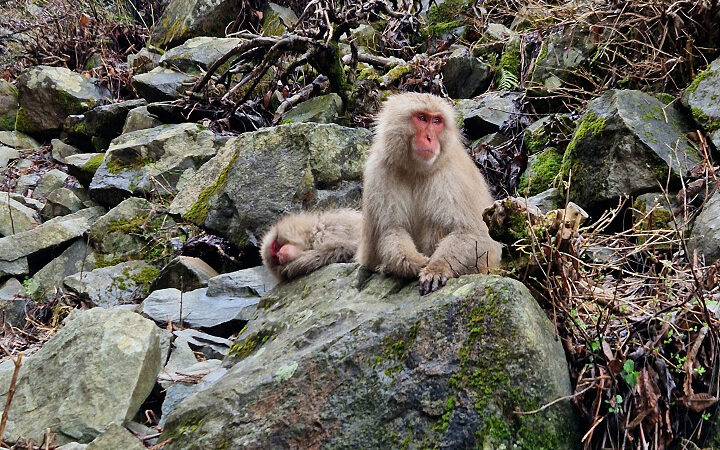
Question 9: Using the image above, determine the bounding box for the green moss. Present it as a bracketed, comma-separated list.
[383, 65, 411, 84]
[105, 155, 154, 174]
[130, 265, 160, 290]
[523, 127, 547, 154]
[561, 112, 607, 185]
[644, 105, 663, 121]
[686, 67, 713, 94]
[518, 148, 563, 196]
[227, 329, 273, 360]
[0, 113, 16, 131]
[654, 93, 674, 105]
[81, 154, 104, 173]
[166, 416, 204, 439]
[691, 107, 720, 132]
[185, 150, 239, 224]
[94, 254, 127, 269]
[426, 0, 467, 36]
[433, 396, 456, 433]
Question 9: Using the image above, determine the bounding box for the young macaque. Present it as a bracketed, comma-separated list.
[261, 209, 362, 281]
[357, 92, 502, 295]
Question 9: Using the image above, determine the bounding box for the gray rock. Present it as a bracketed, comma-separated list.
[89, 123, 217, 205]
[0, 308, 164, 445]
[41, 187, 87, 219]
[150, 0, 244, 48]
[173, 328, 232, 359]
[207, 265, 277, 297]
[34, 168, 69, 199]
[262, 2, 298, 36]
[56, 443, 87, 450]
[150, 256, 218, 293]
[0, 145, 20, 168]
[159, 36, 241, 74]
[0, 130, 40, 149]
[15, 66, 111, 136]
[530, 30, 596, 93]
[131, 67, 195, 102]
[441, 47, 491, 99]
[63, 260, 159, 307]
[159, 383, 196, 428]
[170, 123, 370, 247]
[27, 239, 96, 300]
[690, 191, 720, 264]
[682, 56, 720, 148]
[85, 423, 145, 450]
[281, 93, 344, 124]
[0, 80, 18, 131]
[140, 287, 258, 329]
[64, 153, 105, 186]
[456, 92, 525, 140]
[122, 106, 162, 133]
[564, 89, 702, 208]
[64, 99, 147, 151]
[51, 139, 82, 164]
[88, 197, 174, 258]
[0, 194, 41, 236]
[160, 265, 579, 448]
[13, 172, 40, 196]
[528, 188, 562, 213]
[127, 47, 162, 75]
[0, 278, 28, 327]
[7, 193, 43, 210]
[0, 206, 105, 263]
[0, 258, 28, 278]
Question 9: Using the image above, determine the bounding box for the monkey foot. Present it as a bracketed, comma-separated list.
[418, 269, 450, 295]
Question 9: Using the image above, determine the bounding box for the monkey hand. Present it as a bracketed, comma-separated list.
[418, 261, 455, 295]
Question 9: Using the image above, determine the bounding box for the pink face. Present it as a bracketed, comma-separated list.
[269, 240, 303, 266]
[411, 111, 444, 162]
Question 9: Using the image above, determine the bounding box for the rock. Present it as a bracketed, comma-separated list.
[0, 80, 18, 131]
[0, 145, 20, 168]
[0, 130, 40, 149]
[682, 56, 720, 148]
[348, 23, 381, 51]
[89, 123, 217, 205]
[262, 3, 298, 36]
[51, 138, 82, 164]
[7, 193, 43, 210]
[0, 206, 105, 265]
[160, 265, 579, 448]
[0, 308, 165, 445]
[88, 197, 174, 258]
[528, 187, 563, 213]
[174, 328, 232, 360]
[85, 423, 145, 450]
[41, 187, 89, 219]
[150, 0, 243, 48]
[0, 278, 28, 327]
[131, 67, 195, 102]
[456, 92, 525, 140]
[140, 287, 258, 331]
[149, 256, 218, 293]
[64, 99, 147, 151]
[689, 191, 720, 264]
[15, 66, 111, 136]
[13, 172, 40, 196]
[127, 46, 162, 75]
[34, 168, 69, 199]
[56, 443, 87, 450]
[122, 106, 162, 133]
[523, 114, 574, 155]
[0, 194, 41, 236]
[64, 153, 105, 186]
[530, 30, 596, 93]
[27, 239, 96, 300]
[63, 260, 159, 307]
[441, 47, 491, 99]
[563, 89, 702, 208]
[206, 265, 277, 297]
[159, 36, 241, 74]
[518, 147, 563, 196]
[0, 258, 28, 279]
[170, 123, 370, 247]
[281, 93, 344, 124]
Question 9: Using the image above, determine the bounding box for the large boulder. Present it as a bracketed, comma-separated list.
[0, 195, 41, 236]
[15, 66, 111, 136]
[160, 265, 579, 448]
[26, 239, 97, 300]
[131, 67, 196, 102]
[64, 260, 159, 307]
[0, 308, 166, 445]
[159, 36, 241, 74]
[681, 56, 720, 149]
[441, 47, 491, 99]
[689, 191, 720, 265]
[456, 92, 525, 140]
[0, 80, 18, 131]
[150, 0, 243, 48]
[562, 89, 702, 208]
[89, 123, 218, 205]
[64, 99, 147, 151]
[529, 29, 596, 94]
[169, 123, 370, 247]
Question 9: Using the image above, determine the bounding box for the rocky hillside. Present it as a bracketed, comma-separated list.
[0, 0, 719, 448]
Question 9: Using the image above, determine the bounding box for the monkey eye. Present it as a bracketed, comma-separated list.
[433, 116, 443, 124]
[417, 113, 427, 122]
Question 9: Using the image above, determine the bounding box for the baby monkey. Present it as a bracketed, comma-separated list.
[261, 209, 362, 281]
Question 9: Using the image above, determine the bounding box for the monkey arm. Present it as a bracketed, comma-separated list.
[419, 231, 502, 295]
[280, 242, 356, 279]
[376, 228, 430, 278]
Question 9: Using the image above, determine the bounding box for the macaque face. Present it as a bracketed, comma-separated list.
[411, 111, 444, 164]
[269, 239, 304, 267]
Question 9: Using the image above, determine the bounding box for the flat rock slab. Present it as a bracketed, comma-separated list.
[64, 260, 159, 307]
[0, 308, 165, 445]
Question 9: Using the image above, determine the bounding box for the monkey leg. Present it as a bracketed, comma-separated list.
[419, 232, 502, 295]
[377, 229, 430, 278]
[280, 244, 356, 280]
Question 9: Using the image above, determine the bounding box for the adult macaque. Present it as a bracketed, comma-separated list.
[261, 209, 362, 280]
[357, 92, 502, 295]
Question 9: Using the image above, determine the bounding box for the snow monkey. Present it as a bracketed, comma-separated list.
[357, 92, 502, 295]
[261, 209, 362, 281]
